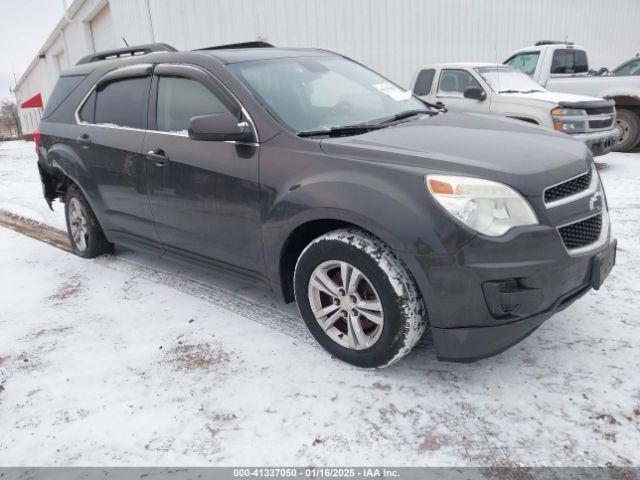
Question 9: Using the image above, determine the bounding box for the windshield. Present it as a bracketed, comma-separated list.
[228, 56, 429, 133]
[475, 66, 545, 93]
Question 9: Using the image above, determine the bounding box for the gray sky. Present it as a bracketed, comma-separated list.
[0, 0, 64, 102]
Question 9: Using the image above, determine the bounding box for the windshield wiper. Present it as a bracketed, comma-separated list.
[297, 123, 389, 138]
[376, 108, 437, 124]
[297, 108, 439, 138]
[499, 89, 523, 94]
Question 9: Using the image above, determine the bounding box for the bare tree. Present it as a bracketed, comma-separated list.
[1, 99, 22, 137]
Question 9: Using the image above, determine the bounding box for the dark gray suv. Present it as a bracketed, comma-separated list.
[35, 42, 616, 368]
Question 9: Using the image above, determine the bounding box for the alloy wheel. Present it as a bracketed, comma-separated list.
[307, 260, 384, 350]
[68, 197, 89, 252]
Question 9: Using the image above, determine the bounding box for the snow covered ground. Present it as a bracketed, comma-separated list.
[0, 139, 639, 466]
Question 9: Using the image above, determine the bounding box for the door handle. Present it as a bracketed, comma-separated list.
[146, 149, 169, 166]
[76, 133, 92, 146]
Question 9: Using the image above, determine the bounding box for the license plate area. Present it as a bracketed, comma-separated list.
[591, 239, 616, 290]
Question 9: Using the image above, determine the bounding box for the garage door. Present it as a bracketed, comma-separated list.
[91, 4, 115, 52]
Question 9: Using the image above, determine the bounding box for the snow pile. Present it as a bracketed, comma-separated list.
[0, 139, 639, 466]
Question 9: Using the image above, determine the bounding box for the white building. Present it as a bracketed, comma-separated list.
[15, 0, 640, 134]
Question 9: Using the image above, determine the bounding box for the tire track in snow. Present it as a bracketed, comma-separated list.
[0, 209, 314, 345]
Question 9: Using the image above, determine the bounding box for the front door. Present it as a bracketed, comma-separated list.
[435, 68, 491, 113]
[143, 64, 263, 274]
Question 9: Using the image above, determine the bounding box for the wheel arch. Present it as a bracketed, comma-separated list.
[604, 94, 640, 109]
[40, 142, 109, 235]
[276, 213, 405, 303]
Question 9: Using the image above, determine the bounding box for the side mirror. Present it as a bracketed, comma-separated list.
[188, 113, 253, 142]
[463, 87, 487, 101]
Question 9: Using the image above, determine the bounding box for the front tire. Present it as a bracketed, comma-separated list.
[294, 228, 428, 368]
[64, 185, 113, 258]
[613, 109, 640, 152]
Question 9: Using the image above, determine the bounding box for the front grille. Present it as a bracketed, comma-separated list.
[585, 106, 615, 115]
[559, 214, 602, 249]
[589, 119, 614, 129]
[544, 170, 592, 204]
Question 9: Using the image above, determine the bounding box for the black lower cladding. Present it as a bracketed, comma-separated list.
[591, 239, 617, 290]
[405, 225, 615, 361]
[559, 214, 602, 249]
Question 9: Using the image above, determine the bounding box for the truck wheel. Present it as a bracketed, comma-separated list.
[613, 109, 640, 152]
[293, 228, 428, 368]
[64, 185, 113, 258]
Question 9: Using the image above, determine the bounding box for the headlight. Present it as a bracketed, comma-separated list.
[551, 108, 588, 133]
[425, 175, 538, 236]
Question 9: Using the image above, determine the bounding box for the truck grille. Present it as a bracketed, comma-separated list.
[559, 214, 602, 249]
[589, 119, 614, 129]
[544, 170, 592, 204]
[585, 106, 615, 115]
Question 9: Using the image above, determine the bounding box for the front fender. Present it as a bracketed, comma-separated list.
[260, 165, 475, 289]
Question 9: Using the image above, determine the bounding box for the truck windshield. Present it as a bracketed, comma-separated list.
[475, 66, 545, 94]
[228, 56, 429, 133]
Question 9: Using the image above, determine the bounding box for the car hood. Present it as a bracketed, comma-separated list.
[502, 90, 609, 105]
[320, 112, 591, 197]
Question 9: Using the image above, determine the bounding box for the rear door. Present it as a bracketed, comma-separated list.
[143, 64, 263, 273]
[75, 65, 159, 247]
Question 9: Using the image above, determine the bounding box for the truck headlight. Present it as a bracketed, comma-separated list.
[426, 175, 538, 236]
[551, 108, 588, 133]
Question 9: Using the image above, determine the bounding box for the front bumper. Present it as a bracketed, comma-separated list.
[401, 222, 616, 362]
[571, 129, 619, 157]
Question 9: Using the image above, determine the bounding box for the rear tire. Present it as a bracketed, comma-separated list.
[613, 109, 640, 152]
[64, 185, 113, 258]
[293, 228, 428, 368]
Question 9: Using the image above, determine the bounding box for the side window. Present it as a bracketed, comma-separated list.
[614, 59, 640, 76]
[44, 75, 86, 117]
[437, 69, 482, 97]
[505, 52, 540, 76]
[414, 69, 435, 96]
[94, 76, 150, 129]
[550, 49, 588, 74]
[156, 76, 231, 133]
[78, 91, 96, 123]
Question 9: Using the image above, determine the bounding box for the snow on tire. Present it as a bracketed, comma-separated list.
[293, 227, 428, 368]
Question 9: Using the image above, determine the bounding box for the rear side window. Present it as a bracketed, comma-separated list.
[93, 76, 150, 129]
[44, 75, 86, 117]
[505, 51, 540, 76]
[156, 76, 231, 133]
[550, 49, 588, 74]
[414, 69, 435, 95]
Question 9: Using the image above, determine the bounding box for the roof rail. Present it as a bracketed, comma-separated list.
[76, 43, 177, 65]
[194, 41, 274, 51]
[534, 40, 575, 46]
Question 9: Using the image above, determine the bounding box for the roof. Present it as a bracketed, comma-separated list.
[424, 62, 503, 69]
[196, 47, 335, 64]
[59, 47, 338, 77]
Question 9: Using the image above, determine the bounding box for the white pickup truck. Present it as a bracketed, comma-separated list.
[505, 42, 640, 151]
[412, 63, 619, 157]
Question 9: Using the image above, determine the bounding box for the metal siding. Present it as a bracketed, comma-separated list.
[15, 0, 640, 134]
[143, 0, 640, 87]
[90, 4, 116, 51]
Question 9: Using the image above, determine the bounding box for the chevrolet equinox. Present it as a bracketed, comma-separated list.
[35, 42, 616, 367]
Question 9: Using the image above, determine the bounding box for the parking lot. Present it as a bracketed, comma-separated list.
[0, 139, 639, 466]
